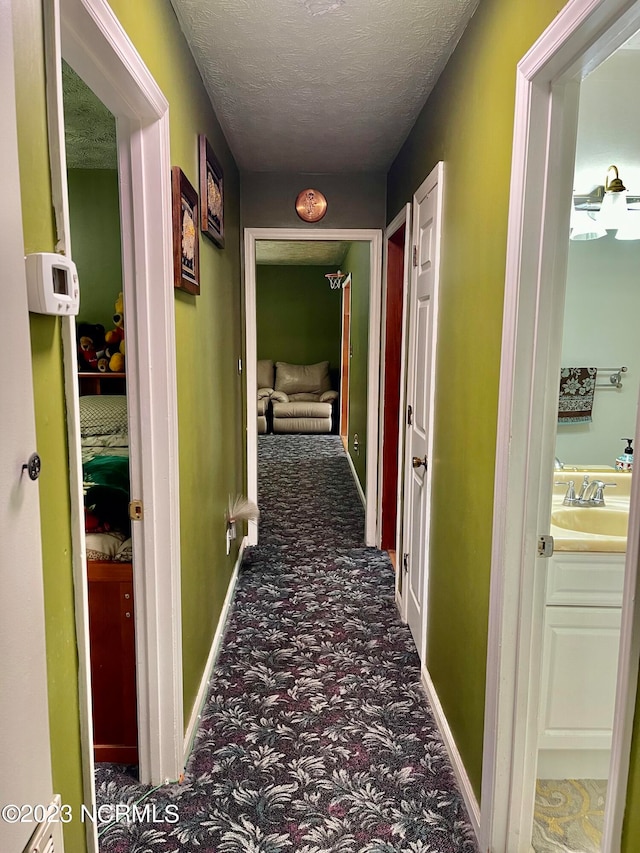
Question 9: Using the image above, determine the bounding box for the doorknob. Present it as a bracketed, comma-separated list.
[412, 455, 427, 470]
[22, 452, 41, 481]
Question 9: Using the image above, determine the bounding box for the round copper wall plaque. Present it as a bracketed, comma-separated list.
[295, 188, 328, 222]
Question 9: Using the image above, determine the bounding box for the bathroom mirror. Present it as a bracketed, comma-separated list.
[555, 50, 640, 470]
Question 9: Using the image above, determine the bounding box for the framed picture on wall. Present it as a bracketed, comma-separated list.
[198, 134, 224, 248]
[171, 166, 200, 295]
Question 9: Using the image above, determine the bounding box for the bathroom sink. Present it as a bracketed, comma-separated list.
[551, 506, 629, 538]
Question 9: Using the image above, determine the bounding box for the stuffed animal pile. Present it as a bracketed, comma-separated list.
[77, 292, 126, 373]
[77, 322, 106, 372]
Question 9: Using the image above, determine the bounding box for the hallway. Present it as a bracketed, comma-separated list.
[95, 436, 477, 852]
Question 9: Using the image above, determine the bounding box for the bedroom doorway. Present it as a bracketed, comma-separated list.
[244, 228, 383, 547]
[62, 62, 139, 767]
[378, 204, 412, 577]
[46, 6, 184, 847]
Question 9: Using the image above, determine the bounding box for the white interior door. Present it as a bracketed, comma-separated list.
[0, 7, 55, 850]
[402, 164, 443, 658]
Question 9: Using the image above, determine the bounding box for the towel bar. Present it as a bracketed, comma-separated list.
[595, 366, 627, 389]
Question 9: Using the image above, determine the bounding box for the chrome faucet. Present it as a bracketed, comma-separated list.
[578, 478, 617, 506]
[576, 474, 591, 504]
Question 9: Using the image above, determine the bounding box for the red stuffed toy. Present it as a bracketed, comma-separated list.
[77, 323, 106, 372]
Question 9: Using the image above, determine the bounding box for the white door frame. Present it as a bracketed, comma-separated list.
[482, 1, 640, 850]
[46, 0, 183, 819]
[244, 228, 383, 546]
[377, 203, 412, 607]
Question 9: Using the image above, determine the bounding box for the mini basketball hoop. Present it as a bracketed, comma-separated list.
[325, 270, 346, 290]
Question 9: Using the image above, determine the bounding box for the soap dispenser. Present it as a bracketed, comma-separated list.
[616, 438, 634, 472]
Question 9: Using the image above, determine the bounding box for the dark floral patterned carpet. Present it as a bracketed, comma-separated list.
[95, 435, 477, 852]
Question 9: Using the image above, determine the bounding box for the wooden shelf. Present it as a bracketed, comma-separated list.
[79, 371, 126, 396]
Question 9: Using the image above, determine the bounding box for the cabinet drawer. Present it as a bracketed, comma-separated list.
[546, 552, 625, 607]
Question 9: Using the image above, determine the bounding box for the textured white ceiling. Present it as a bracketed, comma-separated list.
[170, 0, 479, 172]
[256, 239, 351, 265]
[63, 61, 117, 169]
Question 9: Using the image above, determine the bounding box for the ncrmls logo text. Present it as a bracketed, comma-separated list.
[81, 803, 179, 824]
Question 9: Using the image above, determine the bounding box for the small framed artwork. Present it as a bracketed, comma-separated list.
[171, 166, 200, 295]
[199, 134, 224, 248]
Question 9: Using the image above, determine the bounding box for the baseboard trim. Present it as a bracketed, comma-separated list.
[344, 447, 366, 509]
[421, 666, 481, 842]
[183, 536, 247, 763]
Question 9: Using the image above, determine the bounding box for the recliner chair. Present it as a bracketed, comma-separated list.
[257, 359, 275, 434]
[270, 361, 338, 434]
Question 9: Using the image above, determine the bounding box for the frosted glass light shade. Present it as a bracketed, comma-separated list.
[569, 208, 606, 241]
[597, 189, 629, 230]
[614, 210, 640, 240]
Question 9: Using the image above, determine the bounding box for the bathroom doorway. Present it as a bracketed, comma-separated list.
[532, 42, 640, 852]
[483, 2, 640, 851]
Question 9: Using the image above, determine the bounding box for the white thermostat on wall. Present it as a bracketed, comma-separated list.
[25, 252, 80, 316]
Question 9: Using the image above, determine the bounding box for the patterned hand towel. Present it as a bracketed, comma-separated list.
[558, 367, 597, 424]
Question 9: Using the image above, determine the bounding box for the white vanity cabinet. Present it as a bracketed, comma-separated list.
[538, 552, 624, 779]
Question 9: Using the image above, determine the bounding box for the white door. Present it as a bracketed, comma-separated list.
[402, 163, 443, 658]
[0, 7, 55, 851]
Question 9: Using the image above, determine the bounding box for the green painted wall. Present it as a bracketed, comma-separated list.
[387, 0, 563, 801]
[242, 172, 386, 229]
[343, 242, 370, 489]
[256, 265, 341, 373]
[13, 3, 85, 851]
[624, 683, 640, 845]
[106, 0, 244, 724]
[13, 2, 243, 849]
[68, 169, 123, 330]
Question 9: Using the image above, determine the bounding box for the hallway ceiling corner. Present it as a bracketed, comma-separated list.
[169, 0, 480, 173]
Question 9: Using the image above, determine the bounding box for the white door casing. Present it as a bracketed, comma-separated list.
[0, 5, 55, 851]
[482, 2, 640, 851]
[402, 164, 443, 659]
[45, 0, 184, 814]
[244, 228, 383, 546]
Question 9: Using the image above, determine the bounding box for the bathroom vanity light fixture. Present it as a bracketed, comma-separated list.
[571, 165, 640, 241]
[569, 207, 606, 241]
[325, 269, 351, 290]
